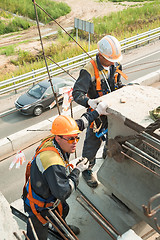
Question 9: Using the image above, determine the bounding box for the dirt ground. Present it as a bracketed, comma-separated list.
[0, 0, 143, 75]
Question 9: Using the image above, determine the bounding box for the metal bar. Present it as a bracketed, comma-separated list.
[142, 140, 160, 153]
[28, 218, 39, 240]
[121, 151, 160, 177]
[46, 216, 68, 240]
[11, 205, 63, 239]
[32, 0, 61, 115]
[48, 209, 76, 240]
[148, 193, 160, 214]
[13, 232, 22, 240]
[46, 56, 76, 81]
[154, 217, 160, 232]
[125, 141, 160, 167]
[141, 132, 160, 145]
[22, 231, 30, 240]
[76, 197, 118, 240]
[54, 210, 79, 240]
[122, 144, 160, 169]
[79, 194, 120, 235]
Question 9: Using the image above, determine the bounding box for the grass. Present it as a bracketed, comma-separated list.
[0, 45, 15, 56]
[0, 0, 71, 24]
[0, 17, 33, 35]
[93, 0, 160, 39]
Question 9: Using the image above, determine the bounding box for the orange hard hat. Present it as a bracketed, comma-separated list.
[97, 35, 122, 63]
[51, 115, 81, 135]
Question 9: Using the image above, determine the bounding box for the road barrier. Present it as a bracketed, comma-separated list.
[0, 27, 160, 95]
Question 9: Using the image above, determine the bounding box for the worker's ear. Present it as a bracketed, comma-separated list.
[55, 135, 62, 144]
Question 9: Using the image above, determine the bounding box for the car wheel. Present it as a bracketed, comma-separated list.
[33, 106, 43, 116]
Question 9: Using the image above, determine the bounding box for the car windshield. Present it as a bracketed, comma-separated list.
[27, 84, 46, 99]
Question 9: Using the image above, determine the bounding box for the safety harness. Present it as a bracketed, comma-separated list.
[23, 136, 66, 225]
[90, 59, 128, 96]
[89, 60, 127, 138]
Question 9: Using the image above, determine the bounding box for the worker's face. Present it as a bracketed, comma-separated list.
[55, 134, 79, 154]
[99, 53, 114, 67]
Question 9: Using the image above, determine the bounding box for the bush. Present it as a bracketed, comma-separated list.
[0, 0, 71, 23]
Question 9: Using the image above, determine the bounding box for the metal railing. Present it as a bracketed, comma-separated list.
[0, 27, 160, 95]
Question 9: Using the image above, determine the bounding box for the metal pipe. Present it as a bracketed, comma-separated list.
[22, 231, 30, 240]
[54, 210, 79, 240]
[122, 144, 160, 169]
[121, 151, 160, 177]
[141, 131, 160, 145]
[147, 193, 160, 214]
[28, 218, 39, 240]
[125, 141, 160, 167]
[46, 216, 68, 240]
[13, 232, 21, 240]
[79, 194, 120, 235]
[48, 209, 76, 240]
[142, 140, 160, 153]
[76, 197, 118, 240]
[154, 217, 160, 232]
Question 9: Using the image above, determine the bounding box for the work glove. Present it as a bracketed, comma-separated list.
[75, 157, 89, 172]
[95, 101, 109, 116]
[88, 99, 99, 109]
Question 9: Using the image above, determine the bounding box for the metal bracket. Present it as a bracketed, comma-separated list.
[142, 193, 160, 218]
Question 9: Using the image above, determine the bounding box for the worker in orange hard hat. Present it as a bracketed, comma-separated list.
[73, 35, 127, 188]
[22, 101, 108, 240]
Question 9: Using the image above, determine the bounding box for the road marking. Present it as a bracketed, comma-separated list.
[123, 50, 160, 67]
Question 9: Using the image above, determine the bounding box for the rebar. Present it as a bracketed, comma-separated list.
[28, 218, 39, 240]
[79, 194, 120, 235]
[54, 210, 79, 240]
[48, 209, 76, 240]
[122, 144, 160, 169]
[22, 231, 30, 240]
[76, 197, 118, 240]
[142, 193, 160, 217]
[125, 141, 160, 167]
[46, 216, 68, 240]
[121, 151, 160, 177]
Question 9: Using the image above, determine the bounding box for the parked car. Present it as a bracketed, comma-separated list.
[15, 77, 74, 116]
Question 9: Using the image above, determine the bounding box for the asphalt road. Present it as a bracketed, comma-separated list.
[0, 40, 160, 139]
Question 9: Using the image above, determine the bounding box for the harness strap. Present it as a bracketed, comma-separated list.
[28, 178, 48, 225]
[36, 146, 60, 156]
[90, 59, 103, 96]
[116, 68, 128, 80]
[23, 139, 64, 225]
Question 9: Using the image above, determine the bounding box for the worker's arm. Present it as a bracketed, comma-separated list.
[44, 164, 80, 202]
[76, 101, 109, 131]
[72, 69, 91, 107]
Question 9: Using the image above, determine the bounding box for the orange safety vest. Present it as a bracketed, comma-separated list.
[90, 59, 128, 96]
[23, 136, 64, 225]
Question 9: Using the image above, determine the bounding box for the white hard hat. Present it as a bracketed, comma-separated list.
[97, 35, 122, 62]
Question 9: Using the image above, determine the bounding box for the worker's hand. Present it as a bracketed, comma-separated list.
[95, 101, 109, 115]
[75, 157, 89, 172]
[88, 99, 99, 109]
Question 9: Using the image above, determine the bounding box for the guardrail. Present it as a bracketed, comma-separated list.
[0, 27, 160, 95]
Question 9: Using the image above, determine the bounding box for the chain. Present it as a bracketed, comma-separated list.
[53, 142, 70, 172]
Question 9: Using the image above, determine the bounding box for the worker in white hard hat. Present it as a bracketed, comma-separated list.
[72, 35, 127, 188]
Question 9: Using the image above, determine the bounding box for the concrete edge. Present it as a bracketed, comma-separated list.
[0, 105, 85, 161]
